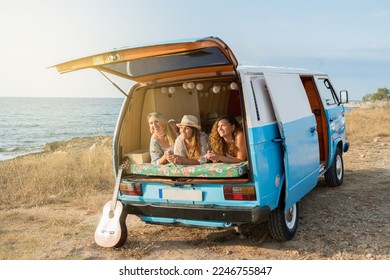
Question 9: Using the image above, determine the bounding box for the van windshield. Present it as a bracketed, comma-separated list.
[101, 46, 231, 78]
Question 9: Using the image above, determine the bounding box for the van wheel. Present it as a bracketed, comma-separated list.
[268, 202, 299, 241]
[325, 147, 344, 187]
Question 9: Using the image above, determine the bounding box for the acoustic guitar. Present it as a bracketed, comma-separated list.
[94, 159, 129, 248]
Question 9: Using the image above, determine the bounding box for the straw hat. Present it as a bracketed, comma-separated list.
[176, 115, 201, 130]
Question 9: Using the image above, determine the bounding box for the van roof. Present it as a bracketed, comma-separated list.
[237, 65, 326, 76]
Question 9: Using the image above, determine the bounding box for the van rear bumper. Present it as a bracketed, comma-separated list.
[124, 202, 270, 224]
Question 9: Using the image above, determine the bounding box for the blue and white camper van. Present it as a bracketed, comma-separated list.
[55, 37, 349, 248]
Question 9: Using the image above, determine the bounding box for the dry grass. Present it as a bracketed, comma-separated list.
[0, 139, 114, 209]
[345, 106, 390, 143]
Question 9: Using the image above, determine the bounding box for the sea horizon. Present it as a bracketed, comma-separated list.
[0, 97, 123, 161]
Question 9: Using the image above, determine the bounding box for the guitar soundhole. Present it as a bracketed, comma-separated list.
[109, 210, 115, 219]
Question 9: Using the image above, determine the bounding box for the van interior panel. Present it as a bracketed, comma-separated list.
[301, 76, 329, 167]
[120, 78, 241, 159]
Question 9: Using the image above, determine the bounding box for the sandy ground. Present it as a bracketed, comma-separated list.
[1, 137, 389, 260]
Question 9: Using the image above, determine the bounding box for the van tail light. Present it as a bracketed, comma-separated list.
[223, 186, 256, 200]
[120, 183, 142, 196]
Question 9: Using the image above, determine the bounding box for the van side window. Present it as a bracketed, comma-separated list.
[316, 78, 339, 106]
[250, 80, 261, 121]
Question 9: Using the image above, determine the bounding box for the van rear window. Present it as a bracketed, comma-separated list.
[101, 47, 231, 77]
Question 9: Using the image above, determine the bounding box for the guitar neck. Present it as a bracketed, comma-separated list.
[110, 167, 123, 212]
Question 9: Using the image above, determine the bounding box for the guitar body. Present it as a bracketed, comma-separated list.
[94, 200, 128, 248]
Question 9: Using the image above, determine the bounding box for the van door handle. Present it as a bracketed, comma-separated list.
[272, 138, 284, 143]
[310, 127, 316, 133]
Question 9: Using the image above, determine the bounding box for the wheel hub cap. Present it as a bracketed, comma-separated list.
[336, 154, 343, 180]
[285, 204, 297, 230]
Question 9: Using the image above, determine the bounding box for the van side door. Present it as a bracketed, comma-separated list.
[314, 76, 347, 163]
[264, 73, 320, 210]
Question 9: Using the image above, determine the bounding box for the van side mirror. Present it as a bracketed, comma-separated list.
[339, 90, 348, 104]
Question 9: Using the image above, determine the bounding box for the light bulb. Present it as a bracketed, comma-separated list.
[230, 82, 238, 90]
[196, 83, 204, 91]
[212, 85, 221, 94]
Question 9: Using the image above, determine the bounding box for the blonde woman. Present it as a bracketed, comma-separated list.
[206, 115, 247, 163]
[167, 115, 209, 165]
[147, 112, 177, 165]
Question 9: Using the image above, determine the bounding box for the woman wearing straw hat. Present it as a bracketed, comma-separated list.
[167, 115, 209, 165]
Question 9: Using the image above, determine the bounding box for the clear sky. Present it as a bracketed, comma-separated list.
[1, 0, 389, 100]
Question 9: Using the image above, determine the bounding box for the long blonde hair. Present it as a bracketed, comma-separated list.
[147, 112, 176, 146]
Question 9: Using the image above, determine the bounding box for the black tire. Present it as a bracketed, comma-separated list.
[325, 147, 344, 187]
[268, 202, 299, 241]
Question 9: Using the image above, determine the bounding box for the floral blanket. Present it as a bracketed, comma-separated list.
[128, 162, 248, 178]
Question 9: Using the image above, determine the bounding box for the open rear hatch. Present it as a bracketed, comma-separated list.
[54, 37, 238, 83]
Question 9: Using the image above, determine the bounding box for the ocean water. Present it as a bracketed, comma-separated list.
[0, 97, 124, 161]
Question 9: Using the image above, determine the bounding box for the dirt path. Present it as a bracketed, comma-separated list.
[1, 140, 389, 260]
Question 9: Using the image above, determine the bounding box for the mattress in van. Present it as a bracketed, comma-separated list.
[128, 162, 248, 178]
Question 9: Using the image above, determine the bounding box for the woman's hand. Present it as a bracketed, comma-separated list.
[166, 151, 183, 165]
[206, 150, 219, 162]
[159, 150, 172, 165]
[174, 156, 182, 165]
[165, 151, 173, 163]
